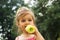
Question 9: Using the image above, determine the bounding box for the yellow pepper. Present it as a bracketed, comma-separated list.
[25, 25, 35, 33]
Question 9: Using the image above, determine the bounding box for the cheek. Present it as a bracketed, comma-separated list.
[30, 21, 34, 25]
[18, 22, 22, 29]
[18, 23, 23, 28]
[18, 24, 24, 31]
[19, 22, 25, 29]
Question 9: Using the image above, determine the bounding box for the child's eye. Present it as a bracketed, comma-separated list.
[21, 20, 26, 22]
[28, 19, 32, 21]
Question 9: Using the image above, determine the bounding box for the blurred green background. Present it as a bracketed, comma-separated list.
[0, 0, 60, 40]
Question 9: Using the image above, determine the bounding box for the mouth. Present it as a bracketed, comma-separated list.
[25, 26, 27, 28]
[25, 26, 26, 27]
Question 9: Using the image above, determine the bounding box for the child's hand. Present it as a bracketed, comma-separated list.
[33, 25, 45, 40]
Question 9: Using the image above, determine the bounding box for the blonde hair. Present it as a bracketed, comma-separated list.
[15, 7, 36, 34]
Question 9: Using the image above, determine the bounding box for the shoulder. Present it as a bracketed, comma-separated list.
[15, 35, 23, 40]
[15, 36, 20, 40]
[15, 34, 25, 40]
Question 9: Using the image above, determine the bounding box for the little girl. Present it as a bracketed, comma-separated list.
[15, 7, 45, 40]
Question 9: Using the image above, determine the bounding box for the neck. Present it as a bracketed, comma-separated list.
[22, 31, 31, 37]
[23, 31, 29, 35]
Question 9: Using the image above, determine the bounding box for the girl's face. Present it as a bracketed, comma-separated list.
[18, 14, 34, 33]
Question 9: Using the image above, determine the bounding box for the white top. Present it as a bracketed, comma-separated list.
[15, 35, 26, 40]
[15, 34, 35, 40]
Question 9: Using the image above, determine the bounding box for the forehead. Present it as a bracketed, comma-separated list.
[18, 13, 33, 20]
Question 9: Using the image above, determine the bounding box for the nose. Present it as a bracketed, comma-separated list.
[25, 21, 30, 26]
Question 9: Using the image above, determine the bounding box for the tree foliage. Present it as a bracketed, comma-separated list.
[0, 0, 60, 40]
